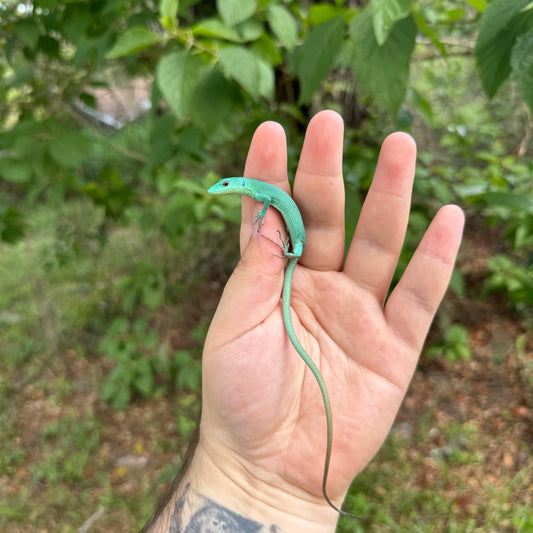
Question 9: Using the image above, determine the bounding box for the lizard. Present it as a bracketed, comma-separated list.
[207, 176, 361, 519]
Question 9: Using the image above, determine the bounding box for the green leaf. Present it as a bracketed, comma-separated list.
[291, 17, 345, 104]
[48, 132, 90, 168]
[39, 35, 60, 58]
[156, 50, 205, 120]
[0, 158, 32, 182]
[484, 191, 533, 214]
[237, 18, 264, 42]
[511, 27, 533, 113]
[13, 19, 41, 50]
[161, 193, 194, 238]
[446, 324, 469, 345]
[0, 205, 25, 244]
[217, 0, 257, 27]
[474, 0, 533, 97]
[350, 10, 417, 115]
[309, 3, 352, 26]
[106, 27, 161, 59]
[189, 68, 243, 130]
[192, 17, 242, 42]
[160, 0, 179, 30]
[476, 0, 530, 50]
[251, 33, 283, 66]
[454, 344, 472, 361]
[218, 46, 273, 99]
[371, 0, 412, 46]
[464, 0, 487, 11]
[267, 4, 298, 50]
[134, 360, 155, 396]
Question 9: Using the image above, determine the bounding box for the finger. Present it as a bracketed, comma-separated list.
[385, 205, 465, 356]
[241, 121, 289, 255]
[344, 132, 417, 305]
[293, 110, 345, 271]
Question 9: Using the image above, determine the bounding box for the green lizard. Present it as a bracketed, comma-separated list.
[208, 177, 360, 519]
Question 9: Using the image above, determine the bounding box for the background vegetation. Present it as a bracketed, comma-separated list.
[0, 0, 531, 531]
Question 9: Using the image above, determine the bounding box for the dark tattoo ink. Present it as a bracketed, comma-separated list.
[169, 483, 263, 533]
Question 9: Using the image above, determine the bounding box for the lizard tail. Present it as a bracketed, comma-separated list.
[281, 259, 362, 520]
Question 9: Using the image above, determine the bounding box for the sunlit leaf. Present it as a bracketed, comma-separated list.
[267, 4, 298, 50]
[218, 46, 273, 99]
[156, 50, 205, 119]
[217, 0, 257, 27]
[371, 0, 412, 45]
[106, 27, 161, 59]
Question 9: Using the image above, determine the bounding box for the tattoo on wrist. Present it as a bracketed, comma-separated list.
[164, 482, 282, 532]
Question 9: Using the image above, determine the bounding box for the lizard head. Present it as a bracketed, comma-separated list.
[207, 177, 248, 196]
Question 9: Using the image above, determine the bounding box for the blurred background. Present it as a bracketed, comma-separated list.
[0, 0, 532, 531]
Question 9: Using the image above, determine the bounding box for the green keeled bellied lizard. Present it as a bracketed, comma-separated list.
[208, 177, 360, 519]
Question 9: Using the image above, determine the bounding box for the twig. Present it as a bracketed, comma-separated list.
[78, 506, 106, 533]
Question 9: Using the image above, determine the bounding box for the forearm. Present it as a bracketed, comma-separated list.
[141, 430, 339, 533]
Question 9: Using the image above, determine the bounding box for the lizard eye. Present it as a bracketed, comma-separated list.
[222, 180, 229, 187]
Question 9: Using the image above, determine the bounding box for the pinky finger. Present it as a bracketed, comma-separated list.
[385, 205, 465, 354]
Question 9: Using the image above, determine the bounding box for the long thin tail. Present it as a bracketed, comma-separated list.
[282, 259, 362, 520]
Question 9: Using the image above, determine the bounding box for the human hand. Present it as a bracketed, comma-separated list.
[193, 110, 464, 529]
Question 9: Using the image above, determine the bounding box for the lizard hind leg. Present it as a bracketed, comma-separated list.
[259, 230, 289, 259]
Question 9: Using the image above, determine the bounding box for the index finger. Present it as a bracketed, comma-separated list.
[241, 121, 289, 254]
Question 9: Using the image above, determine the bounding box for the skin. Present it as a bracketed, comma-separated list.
[145, 110, 465, 532]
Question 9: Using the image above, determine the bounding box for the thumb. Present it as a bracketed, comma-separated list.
[207, 224, 285, 344]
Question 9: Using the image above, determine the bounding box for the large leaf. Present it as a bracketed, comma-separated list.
[474, 0, 533, 97]
[371, 0, 412, 46]
[189, 68, 243, 130]
[156, 50, 205, 120]
[218, 46, 273, 99]
[217, 0, 257, 27]
[350, 10, 416, 115]
[267, 4, 298, 50]
[291, 17, 345, 104]
[475, 0, 531, 50]
[511, 27, 533, 113]
[106, 27, 161, 59]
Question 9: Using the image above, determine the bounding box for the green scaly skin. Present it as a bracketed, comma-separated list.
[208, 177, 360, 519]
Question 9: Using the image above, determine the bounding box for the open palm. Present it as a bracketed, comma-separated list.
[200, 111, 464, 512]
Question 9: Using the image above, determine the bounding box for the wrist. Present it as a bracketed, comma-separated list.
[182, 434, 339, 533]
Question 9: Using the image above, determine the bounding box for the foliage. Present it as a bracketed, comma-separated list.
[484, 255, 533, 311]
[99, 316, 202, 410]
[427, 324, 472, 362]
